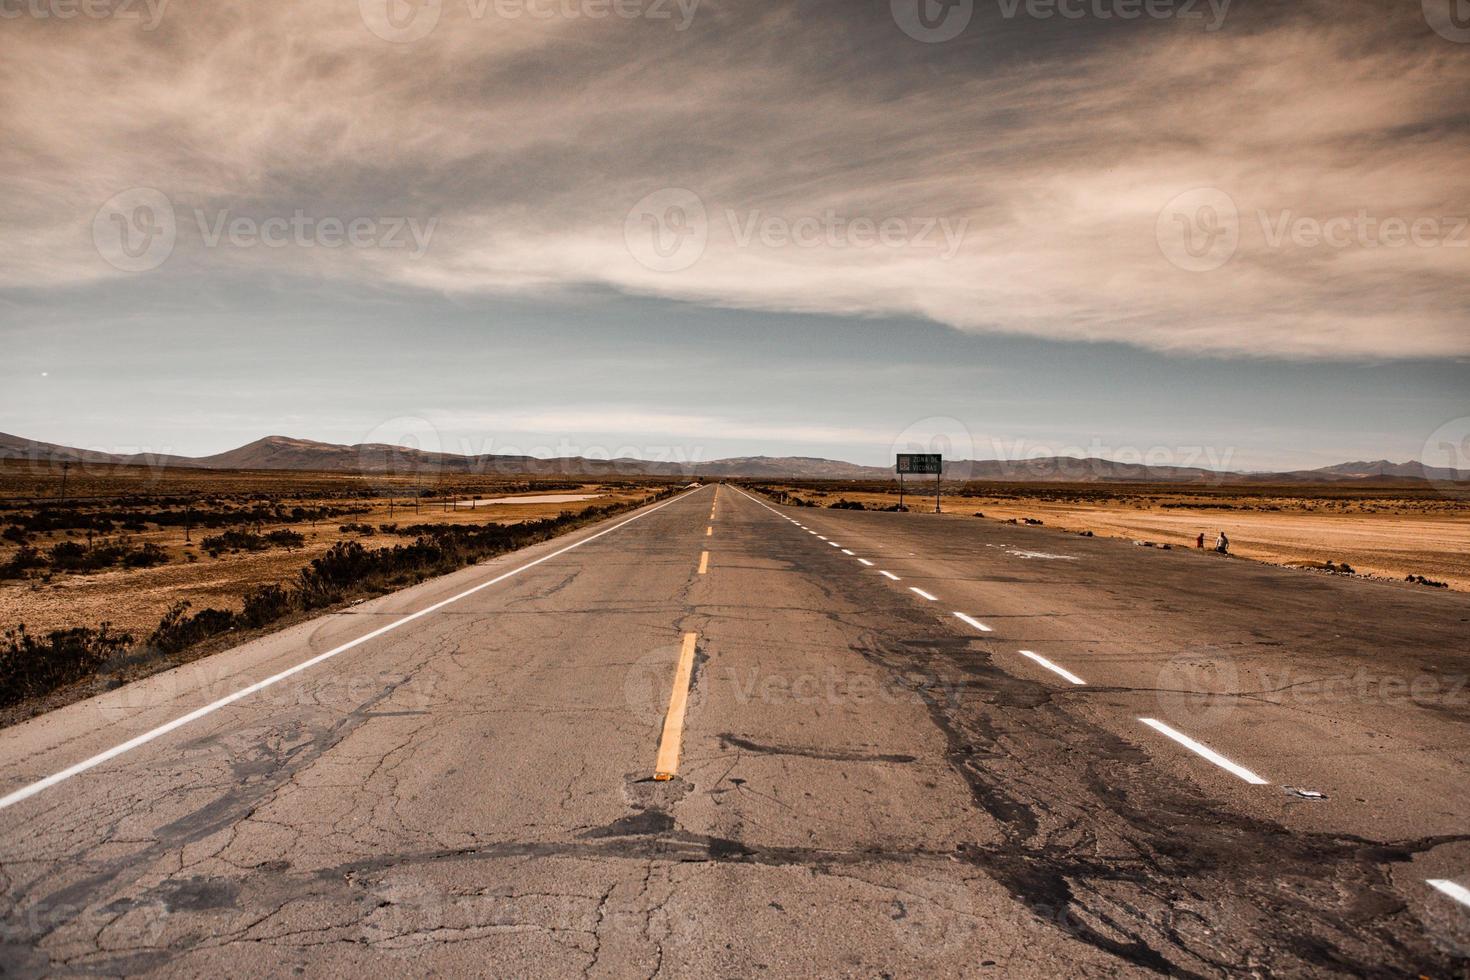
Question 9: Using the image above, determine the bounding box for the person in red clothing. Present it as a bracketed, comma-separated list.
[1196, 533, 1205, 549]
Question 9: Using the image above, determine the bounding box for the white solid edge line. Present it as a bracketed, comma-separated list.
[1138, 718, 1269, 785]
[0, 485, 710, 812]
[880, 571, 900, 580]
[857, 558, 874, 566]
[954, 612, 993, 633]
[1427, 880, 1470, 908]
[1018, 650, 1086, 686]
[910, 587, 938, 601]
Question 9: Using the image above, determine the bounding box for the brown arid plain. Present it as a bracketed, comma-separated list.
[5, 467, 1467, 643]
[4, 461, 1468, 725]
[747, 480, 1470, 593]
[0, 459, 678, 721]
[0, 460, 669, 638]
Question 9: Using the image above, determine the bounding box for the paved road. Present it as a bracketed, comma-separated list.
[1, 483, 1468, 976]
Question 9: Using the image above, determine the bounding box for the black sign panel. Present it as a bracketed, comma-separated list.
[896, 453, 942, 475]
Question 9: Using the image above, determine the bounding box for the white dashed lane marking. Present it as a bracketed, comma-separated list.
[1139, 718, 1269, 785]
[1428, 880, 1470, 909]
[1019, 650, 1086, 686]
[732, 485, 1285, 800]
[953, 612, 992, 633]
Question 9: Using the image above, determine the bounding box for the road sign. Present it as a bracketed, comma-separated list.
[895, 453, 944, 512]
[896, 453, 942, 475]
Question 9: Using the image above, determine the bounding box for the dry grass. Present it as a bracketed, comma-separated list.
[0, 459, 672, 637]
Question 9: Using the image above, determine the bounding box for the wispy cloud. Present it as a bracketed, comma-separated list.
[1, 0, 1465, 358]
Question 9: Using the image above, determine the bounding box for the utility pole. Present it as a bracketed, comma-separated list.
[58, 460, 70, 504]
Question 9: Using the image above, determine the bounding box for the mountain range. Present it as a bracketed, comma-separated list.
[1, 432, 1466, 484]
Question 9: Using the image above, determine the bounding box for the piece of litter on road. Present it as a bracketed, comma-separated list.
[1284, 787, 1328, 800]
[1005, 549, 1078, 561]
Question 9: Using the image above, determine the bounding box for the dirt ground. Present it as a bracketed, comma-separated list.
[7, 462, 1466, 642]
[0, 459, 669, 639]
[754, 482, 1470, 593]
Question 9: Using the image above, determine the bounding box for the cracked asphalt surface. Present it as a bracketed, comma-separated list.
[1, 483, 1468, 976]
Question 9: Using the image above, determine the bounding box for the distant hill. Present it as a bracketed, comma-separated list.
[187, 435, 670, 477]
[1303, 459, 1470, 482]
[2, 432, 1466, 484]
[690, 456, 891, 479]
[0, 433, 683, 478]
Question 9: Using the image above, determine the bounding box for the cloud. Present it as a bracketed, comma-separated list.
[1, 0, 1465, 358]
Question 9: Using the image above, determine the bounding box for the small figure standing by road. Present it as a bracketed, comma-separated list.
[1214, 530, 1230, 554]
[1196, 532, 1205, 550]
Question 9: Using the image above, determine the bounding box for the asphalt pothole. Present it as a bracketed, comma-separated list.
[623, 772, 692, 809]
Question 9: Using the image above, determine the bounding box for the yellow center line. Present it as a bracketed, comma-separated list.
[654, 632, 699, 781]
[698, 551, 709, 574]
[706, 526, 712, 536]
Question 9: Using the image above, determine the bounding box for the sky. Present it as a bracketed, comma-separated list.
[1, 0, 1467, 471]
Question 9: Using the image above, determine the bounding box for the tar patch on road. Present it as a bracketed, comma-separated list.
[853, 622, 1470, 976]
[718, 734, 917, 764]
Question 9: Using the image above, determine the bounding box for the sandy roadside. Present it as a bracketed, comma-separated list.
[755, 486, 1470, 593]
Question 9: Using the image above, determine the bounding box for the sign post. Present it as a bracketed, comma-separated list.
[896, 454, 943, 513]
